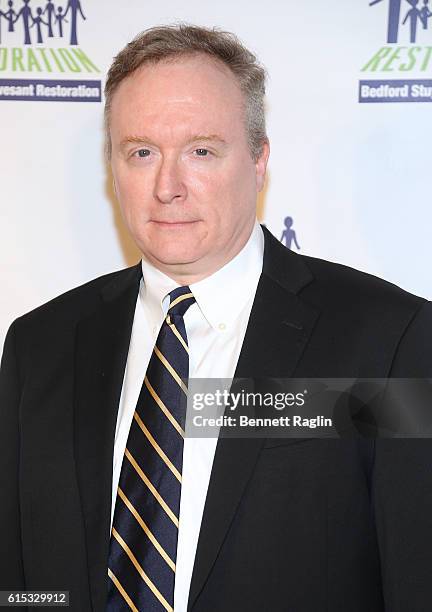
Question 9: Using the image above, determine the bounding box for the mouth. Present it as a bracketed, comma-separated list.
[150, 220, 200, 228]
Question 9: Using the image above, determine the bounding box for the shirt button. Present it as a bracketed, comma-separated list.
[218, 323, 226, 331]
[153, 326, 158, 334]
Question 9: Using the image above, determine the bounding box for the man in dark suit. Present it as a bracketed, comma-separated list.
[1, 24, 432, 612]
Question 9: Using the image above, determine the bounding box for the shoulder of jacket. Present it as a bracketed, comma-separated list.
[299, 253, 426, 312]
[12, 264, 141, 330]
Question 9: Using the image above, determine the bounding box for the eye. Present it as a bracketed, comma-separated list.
[195, 148, 210, 156]
[135, 148, 151, 158]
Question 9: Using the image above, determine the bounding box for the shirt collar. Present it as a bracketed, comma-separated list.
[140, 221, 264, 330]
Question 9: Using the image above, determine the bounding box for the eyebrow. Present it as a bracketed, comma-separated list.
[119, 134, 228, 149]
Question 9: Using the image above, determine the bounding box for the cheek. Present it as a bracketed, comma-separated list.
[210, 165, 256, 221]
[191, 160, 246, 201]
[187, 166, 221, 198]
[114, 169, 152, 215]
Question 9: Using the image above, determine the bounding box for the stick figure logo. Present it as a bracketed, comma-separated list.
[280, 216, 301, 251]
[370, 0, 432, 43]
[0, 0, 86, 46]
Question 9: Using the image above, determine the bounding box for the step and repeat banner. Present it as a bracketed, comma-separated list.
[1, 0, 431, 346]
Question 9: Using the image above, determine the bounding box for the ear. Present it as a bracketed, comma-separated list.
[255, 140, 270, 192]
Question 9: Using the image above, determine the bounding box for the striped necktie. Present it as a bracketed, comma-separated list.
[107, 286, 195, 612]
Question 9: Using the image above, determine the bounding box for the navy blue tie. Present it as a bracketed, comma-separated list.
[107, 286, 195, 611]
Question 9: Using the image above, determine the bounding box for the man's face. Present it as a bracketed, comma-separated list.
[109, 53, 269, 282]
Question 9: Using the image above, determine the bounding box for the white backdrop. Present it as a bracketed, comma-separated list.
[1, 0, 431, 348]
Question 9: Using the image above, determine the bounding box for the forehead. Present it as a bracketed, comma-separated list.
[109, 54, 245, 137]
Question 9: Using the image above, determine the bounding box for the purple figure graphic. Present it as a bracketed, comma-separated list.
[420, 0, 432, 28]
[30, 7, 48, 44]
[369, 0, 402, 43]
[43, 0, 55, 37]
[54, 6, 67, 37]
[64, 0, 86, 45]
[403, 0, 422, 42]
[13, 0, 34, 45]
[5, 0, 17, 32]
[280, 216, 300, 250]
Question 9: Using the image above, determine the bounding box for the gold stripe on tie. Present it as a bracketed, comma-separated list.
[166, 316, 189, 354]
[133, 412, 182, 483]
[144, 376, 185, 438]
[107, 568, 139, 612]
[125, 448, 179, 527]
[112, 528, 173, 612]
[118, 487, 176, 572]
[153, 346, 188, 394]
[168, 292, 194, 311]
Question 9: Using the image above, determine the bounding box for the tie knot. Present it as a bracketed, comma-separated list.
[167, 286, 195, 318]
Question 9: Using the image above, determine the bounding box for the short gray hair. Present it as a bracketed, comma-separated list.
[104, 24, 267, 161]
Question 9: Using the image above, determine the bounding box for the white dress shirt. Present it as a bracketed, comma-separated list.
[111, 221, 264, 611]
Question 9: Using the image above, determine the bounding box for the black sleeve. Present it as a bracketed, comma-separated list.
[373, 300, 432, 611]
[0, 322, 26, 591]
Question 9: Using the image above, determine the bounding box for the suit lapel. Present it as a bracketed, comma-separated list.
[188, 229, 320, 610]
[73, 264, 142, 612]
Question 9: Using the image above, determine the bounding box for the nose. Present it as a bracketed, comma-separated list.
[154, 156, 186, 204]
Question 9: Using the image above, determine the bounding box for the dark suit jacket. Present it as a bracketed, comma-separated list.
[1, 227, 432, 611]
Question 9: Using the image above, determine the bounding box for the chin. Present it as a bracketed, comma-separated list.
[144, 245, 204, 268]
